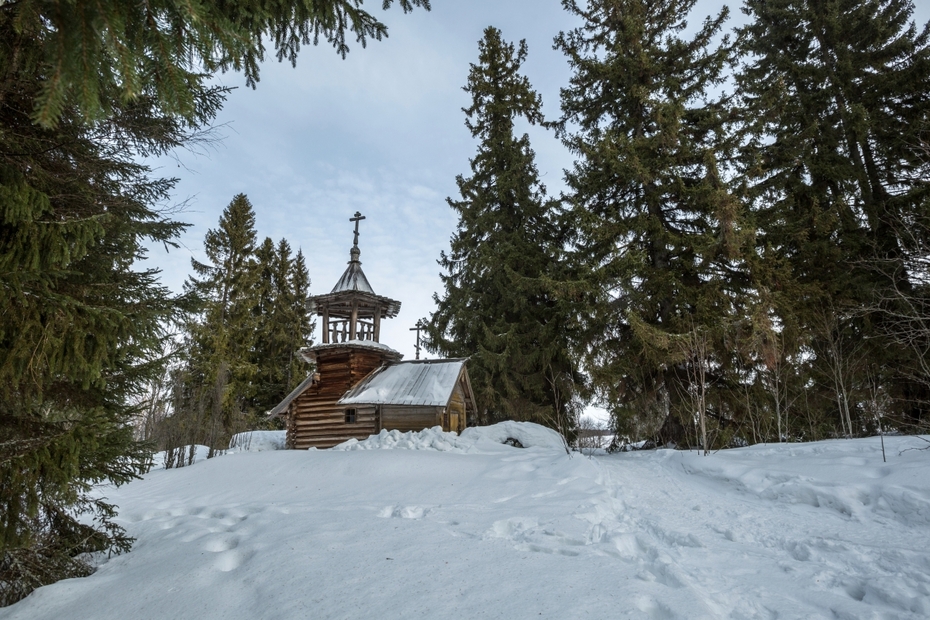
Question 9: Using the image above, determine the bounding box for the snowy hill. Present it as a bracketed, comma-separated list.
[2, 426, 929, 619]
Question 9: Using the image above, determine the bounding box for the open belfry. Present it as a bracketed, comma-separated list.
[271, 212, 477, 449]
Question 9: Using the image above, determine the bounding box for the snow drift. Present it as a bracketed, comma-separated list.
[332, 420, 567, 453]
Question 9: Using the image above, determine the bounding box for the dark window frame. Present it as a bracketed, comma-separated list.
[345, 408, 357, 424]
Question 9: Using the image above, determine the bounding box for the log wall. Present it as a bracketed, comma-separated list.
[447, 381, 468, 433]
[286, 348, 389, 449]
[381, 406, 443, 433]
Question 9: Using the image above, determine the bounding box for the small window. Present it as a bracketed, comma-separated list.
[345, 408, 357, 424]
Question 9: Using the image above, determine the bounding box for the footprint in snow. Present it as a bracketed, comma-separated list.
[634, 596, 676, 620]
[213, 548, 253, 572]
[487, 517, 538, 540]
[378, 505, 430, 519]
[202, 534, 240, 553]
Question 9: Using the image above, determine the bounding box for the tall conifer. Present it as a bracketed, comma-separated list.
[252, 239, 315, 417]
[8, 0, 430, 129]
[425, 27, 582, 429]
[180, 195, 261, 448]
[556, 0, 751, 445]
[738, 0, 930, 432]
[0, 16, 216, 606]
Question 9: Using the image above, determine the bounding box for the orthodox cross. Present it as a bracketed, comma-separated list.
[350, 211, 366, 247]
[409, 319, 425, 360]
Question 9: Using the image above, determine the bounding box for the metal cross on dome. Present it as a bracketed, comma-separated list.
[350, 211, 366, 247]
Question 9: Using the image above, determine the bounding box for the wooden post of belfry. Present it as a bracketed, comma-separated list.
[322, 308, 330, 344]
[374, 305, 382, 342]
[409, 319, 424, 360]
[349, 300, 358, 341]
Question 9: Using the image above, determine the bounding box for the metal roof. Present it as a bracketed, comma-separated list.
[331, 246, 375, 294]
[337, 360, 468, 407]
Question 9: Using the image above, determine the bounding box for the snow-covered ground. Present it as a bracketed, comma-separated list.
[3, 426, 929, 619]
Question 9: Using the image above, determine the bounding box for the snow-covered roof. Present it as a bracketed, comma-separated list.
[268, 373, 316, 417]
[337, 360, 468, 407]
[305, 340, 402, 360]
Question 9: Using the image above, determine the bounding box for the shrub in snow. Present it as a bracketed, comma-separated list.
[156, 444, 212, 468]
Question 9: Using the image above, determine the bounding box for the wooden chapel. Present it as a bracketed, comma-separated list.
[270, 212, 477, 449]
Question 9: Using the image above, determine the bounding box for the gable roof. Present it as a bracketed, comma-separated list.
[268, 373, 316, 417]
[337, 359, 468, 407]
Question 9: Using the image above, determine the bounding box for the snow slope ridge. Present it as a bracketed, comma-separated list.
[678, 439, 930, 527]
[332, 420, 568, 453]
[2, 436, 928, 620]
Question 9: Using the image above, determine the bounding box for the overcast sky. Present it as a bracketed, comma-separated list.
[149, 0, 930, 364]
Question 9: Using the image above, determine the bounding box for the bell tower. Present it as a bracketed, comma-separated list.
[286, 212, 403, 449]
[310, 211, 401, 345]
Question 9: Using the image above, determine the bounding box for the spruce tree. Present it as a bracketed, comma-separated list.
[425, 27, 582, 430]
[555, 0, 751, 445]
[284, 247, 315, 392]
[251, 239, 315, 417]
[179, 195, 262, 450]
[738, 0, 930, 434]
[250, 237, 281, 418]
[0, 16, 216, 607]
[8, 0, 430, 128]
[174, 215, 315, 440]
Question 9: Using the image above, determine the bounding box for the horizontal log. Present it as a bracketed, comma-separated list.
[293, 434, 374, 445]
[383, 405, 442, 415]
[295, 417, 377, 424]
[295, 394, 358, 403]
[293, 421, 377, 430]
[297, 391, 357, 400]
[293, 401, 349, 409]
[293, 428, 375, 437]
[293, 432, 376, 442]
[293, 416, 377, 424]
[295, 407, 376, 414]
[293, 408, 376, 417]
[382, 418, 439, 430]
[293, 410, 352, 417]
